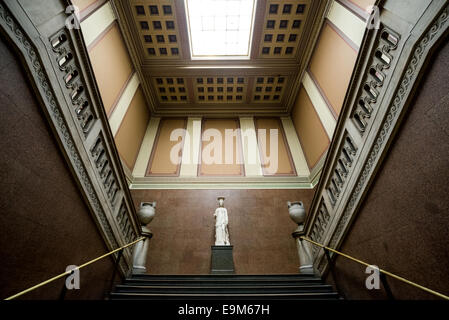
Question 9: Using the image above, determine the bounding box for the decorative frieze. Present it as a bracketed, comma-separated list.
[326, 133, 358, 206]
[90, 135, 120, 208]
[310, 199, 331, 255]
[116, 203, 137, 245]
[351, 27, 400, 135]
[50, 29, 96, 136]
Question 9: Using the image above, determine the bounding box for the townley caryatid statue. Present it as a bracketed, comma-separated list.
[214, 197, 230, 246]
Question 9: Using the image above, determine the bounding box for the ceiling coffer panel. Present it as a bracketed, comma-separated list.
[258, 0, 311, 59]
[193, 76, 248, 104]
[131, 0, 183, 59]
[251, 76, 287, 103]
[153, 77, 189, 103]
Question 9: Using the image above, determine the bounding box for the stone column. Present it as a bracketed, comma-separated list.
[288, 201, 315, 275]
[132, 202, 156, 274]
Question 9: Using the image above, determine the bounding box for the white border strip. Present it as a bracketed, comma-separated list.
[109, 73, 140, 136]
[326, 0, 365, 48]
[303, 72, 337, 139]
[132, 117, 161, 178]
[281, 117, 311, 177]
[80, 1, 116, 47]
[239, 117, 263, 176]
[180, 117, 202, 177]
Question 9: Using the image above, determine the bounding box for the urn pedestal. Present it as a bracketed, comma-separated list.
[210, 246, 235, 275]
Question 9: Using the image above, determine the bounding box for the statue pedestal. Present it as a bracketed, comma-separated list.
[211, 246, 235, 274]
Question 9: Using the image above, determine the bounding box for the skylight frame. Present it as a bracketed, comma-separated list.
[185, 0, 257, 60]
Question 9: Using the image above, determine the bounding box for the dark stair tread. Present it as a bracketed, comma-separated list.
[114, 286, 334, 294]
[110, 292, 340, 298]
[129, 274, 318, 279]
[125, 276, 323, 284]
[116, 284, 333, 290]
[123, 279, 324, 285]
[111, 274, 340, 300]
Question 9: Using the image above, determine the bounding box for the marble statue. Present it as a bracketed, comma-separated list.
[214, 197, 230, 246]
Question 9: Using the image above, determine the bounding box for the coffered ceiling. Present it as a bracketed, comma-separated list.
[113, 0, 327, 116]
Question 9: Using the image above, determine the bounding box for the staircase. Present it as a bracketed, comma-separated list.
[110, 274, 341, 300]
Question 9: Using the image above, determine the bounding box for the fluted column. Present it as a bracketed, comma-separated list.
[132, 202, 156, 274]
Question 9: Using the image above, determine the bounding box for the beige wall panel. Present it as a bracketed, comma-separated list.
[114, 88, 150, 171]
[255, 118, 295, 176]
[292, 87, 330, 169]
[88, 24, 134, 116]
[72, 0, 98, 11]
[348, 0, 376, 11]
[309, 23, 358, 115]
[200, 119, 243, 176]
[148, 119, 187, 176]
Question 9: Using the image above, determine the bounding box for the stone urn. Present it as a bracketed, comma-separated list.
[138, 202, 156, 234]
[287, 201, 306, 233]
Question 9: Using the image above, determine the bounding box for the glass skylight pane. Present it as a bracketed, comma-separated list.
[186, 0, 256, 58]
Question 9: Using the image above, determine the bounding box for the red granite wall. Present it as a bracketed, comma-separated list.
[0, 35, 118, 300]
[325, 37, 449, 300]
[131, 189, 316, 275]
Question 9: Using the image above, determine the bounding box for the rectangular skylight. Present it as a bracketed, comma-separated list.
[185, 0, 256, 59]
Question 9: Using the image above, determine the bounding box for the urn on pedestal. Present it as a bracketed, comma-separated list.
[287, 201, 314, 274]
[133, 201, 156, 274]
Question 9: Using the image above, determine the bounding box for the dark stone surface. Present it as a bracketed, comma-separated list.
[131, 188, 316, 275]
[211, 246, 235, 274]
[0, 34, 119, 300]
[325, 37, 449, 300]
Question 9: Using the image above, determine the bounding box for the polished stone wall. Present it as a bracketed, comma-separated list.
[131, 189, 316, 274]
[0, 35, 118, 300]
[325, 38, 449, 300]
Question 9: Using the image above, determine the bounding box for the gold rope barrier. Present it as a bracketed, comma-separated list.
[4, 237, 145, 300]
[300, 236, 449, 300]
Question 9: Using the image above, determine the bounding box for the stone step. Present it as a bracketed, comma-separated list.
[123, 278, 324, 286]
[111, 274, 340, 300]
[126, 274, 321, 282]
[129, 273, 317, 279]
[114, 284, 334, 294]
[109, 291, 340, 300]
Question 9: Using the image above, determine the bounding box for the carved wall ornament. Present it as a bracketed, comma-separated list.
[326, 133, 358, 207]
[351, 27, 400, 135]
[50, 29, 96, 136]
[90, 135, 120, 208]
